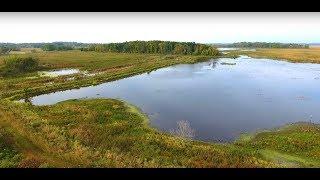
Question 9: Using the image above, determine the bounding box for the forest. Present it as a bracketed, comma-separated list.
[0, 42, 88, 53]
[0, 41, 219, 56]
[83, 41, 220, 56]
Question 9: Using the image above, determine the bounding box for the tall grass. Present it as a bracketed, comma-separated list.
[230, 48, 320, 63]
[0, 99, 277, 167]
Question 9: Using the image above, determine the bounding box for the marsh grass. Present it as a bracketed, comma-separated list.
[230, 48, 320, 63]
[0, 127, 23, 167]
[0, 99, 278, 167]
[1, 98, 318, 167]
[235, 122, 320, 167]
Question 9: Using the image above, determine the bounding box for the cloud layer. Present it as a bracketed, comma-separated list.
[0, 12, 319, 43]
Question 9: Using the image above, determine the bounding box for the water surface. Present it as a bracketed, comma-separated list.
[39, 69, 80, 77]
[29, 56, 320, 142]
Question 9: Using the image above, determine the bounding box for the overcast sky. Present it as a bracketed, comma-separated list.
[0, 12, 319, 44]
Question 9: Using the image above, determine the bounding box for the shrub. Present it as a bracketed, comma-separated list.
[170, 120, 195, 139]
[0, 47, 11, 54]
[1, 56, 39, 76]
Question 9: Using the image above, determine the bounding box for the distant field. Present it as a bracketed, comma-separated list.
[310, 45, 320, 48]
[231, 48, 320, 63]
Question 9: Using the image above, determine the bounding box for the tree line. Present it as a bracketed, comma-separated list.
[41, 43, 73, 51]
[82, 41, 220, 56]
[0, 41, 220, 55]
[0, 42, 89, 52]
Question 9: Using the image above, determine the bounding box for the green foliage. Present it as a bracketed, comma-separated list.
[0, 128, 22, 168]
[41, 44, 56, 51]
[235, 122, 320, 167]
[0, 47, 11, 54]
[0, 99, 276, 167]
[2, 98, 319, 167]
[1, 56, 39, 76]
[0, 44, 20, 54]
[42, 43, 73, 51]
[0, 42, 86, 51]
[85, 41, 220, 56]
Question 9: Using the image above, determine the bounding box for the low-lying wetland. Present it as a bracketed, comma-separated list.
[1, 50, 320, 167]
[26, 55, 320, 143]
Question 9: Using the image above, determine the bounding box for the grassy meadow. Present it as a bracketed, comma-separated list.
[229, 47, 320, 63]
[0, 50, 320, 167]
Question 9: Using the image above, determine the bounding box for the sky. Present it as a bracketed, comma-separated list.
[0, 12, 320, 44]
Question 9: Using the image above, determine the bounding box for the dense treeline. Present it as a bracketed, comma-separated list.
[0, 42, 90, 52]
[221, 42, 309, 49]
[0, 43, 46, 49]
[0, 41, 311, 53]
[0, 41, 220, 55]
[41, 43, 73, 51]
[82, 41, 220, 56]
[0, 44, 21, 54]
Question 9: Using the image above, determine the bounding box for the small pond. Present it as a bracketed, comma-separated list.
[39, 69, 80, 77]
[28, 56, 320, 142]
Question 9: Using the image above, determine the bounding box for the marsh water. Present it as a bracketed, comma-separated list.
[40, 69, 80, 76]
[29, 56, 320, 142]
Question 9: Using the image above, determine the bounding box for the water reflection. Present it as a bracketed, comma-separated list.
[39, 69, 80, 76]
[29, 56, 320, 142]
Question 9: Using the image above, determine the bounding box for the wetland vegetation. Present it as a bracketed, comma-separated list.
[216, 42, 309, 49]
[0, 43, 320, 168]
[229, 47, 320, 64]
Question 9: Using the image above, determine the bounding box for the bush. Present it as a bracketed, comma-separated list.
[0, 47, 11, 54]
[2, 56, 39, 76]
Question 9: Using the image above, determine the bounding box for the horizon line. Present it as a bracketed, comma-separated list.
[0, 41, 316, 44]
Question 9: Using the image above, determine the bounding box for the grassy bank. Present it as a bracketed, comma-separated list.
[1, 99, 319, 167]
[0, 99, 276, 167]
[236, 122, 320, 167]
[229, 48, 320, 63]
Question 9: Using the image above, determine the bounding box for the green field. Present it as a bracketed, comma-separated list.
[0, 50, 320, 167]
